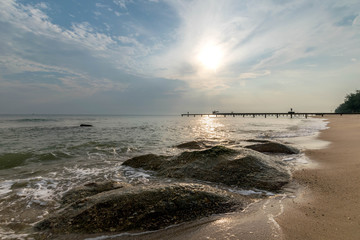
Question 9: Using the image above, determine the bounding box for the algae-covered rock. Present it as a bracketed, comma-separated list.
[35, 183, 247, 234]
[123, 146, 290, 191]
[245, 142, 300, 154]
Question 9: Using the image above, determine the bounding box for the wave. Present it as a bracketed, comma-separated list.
[12, 118, 58, 122]
[0, 151, 73, 170]
[35, 151, 73, 162]
[0, 152, 34, 170]
[69, 141, 137, 154]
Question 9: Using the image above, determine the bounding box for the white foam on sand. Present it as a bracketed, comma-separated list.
[227, 188, 275, 196]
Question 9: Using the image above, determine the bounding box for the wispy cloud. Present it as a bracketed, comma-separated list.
[353, 14, 360, 26]
[113, 0, 132, 9]
[239, 70, 271, 80]
[149, 0, 360, 89]
[63, 22, 116, 51]
[0, 0, 359, 114]
[0, 0, 160, 73]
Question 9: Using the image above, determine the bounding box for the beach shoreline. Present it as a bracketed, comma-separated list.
[277, 115, 360, 239]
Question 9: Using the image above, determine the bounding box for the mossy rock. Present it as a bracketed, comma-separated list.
[35, 183, 247, 234]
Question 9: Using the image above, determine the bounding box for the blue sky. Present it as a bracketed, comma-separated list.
[0, 0, 359, 114]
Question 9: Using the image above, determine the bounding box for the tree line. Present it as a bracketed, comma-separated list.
[335, 90, 360, 113]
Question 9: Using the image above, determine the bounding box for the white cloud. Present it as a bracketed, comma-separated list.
[113, 0, 132, 9]
[63, 22, 116, 51]
[0, 0, 156, 74]
[117, 36, 139, 45]
[0, 55, 82, 76]
[149, 0, 360, 90]
[0, 1, 110, 52]
[353, 15, 360, 26]
[0, 55, 127, 97]
[35, 2, 48, 9]
[239, 70, 271, 80]
[96, 3, 107, 8]
[0, 0, 142, 102]
[0, 0, 61, 36]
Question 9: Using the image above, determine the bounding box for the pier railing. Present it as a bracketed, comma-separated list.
[181, 112, 355, 118]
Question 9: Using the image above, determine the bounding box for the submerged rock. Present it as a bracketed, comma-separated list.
[35, 183, 247, 234]
[245, 142, 300, 154]
[80, 124, 92, 127]
[245, 139, 271, 143]
[123, 146, 290, 191]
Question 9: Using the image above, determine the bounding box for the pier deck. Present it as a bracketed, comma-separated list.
[181, 112, 354, 118]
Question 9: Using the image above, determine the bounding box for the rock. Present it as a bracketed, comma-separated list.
[35, 183, 247, 234]
[61, 181, 130, 205]
[123, 146, 290, 191]
[175, 141, 207, 149]
[245, 139, 271, 143]
[80, 124, 92, 127]
[245, 142, 300, 154]
[122, 154, 170, 171]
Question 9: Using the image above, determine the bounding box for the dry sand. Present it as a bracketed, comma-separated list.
[277, 115, 360, 239]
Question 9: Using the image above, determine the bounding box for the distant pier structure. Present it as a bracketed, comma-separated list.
[181, 109, 350, 118]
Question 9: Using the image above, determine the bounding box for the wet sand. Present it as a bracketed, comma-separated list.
[277, 115, 360, 239]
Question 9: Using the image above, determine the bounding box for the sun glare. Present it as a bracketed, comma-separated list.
[197, 43, 223, 71]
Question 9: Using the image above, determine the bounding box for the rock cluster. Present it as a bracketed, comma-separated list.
[36, 141, 298, 235]
[123, 146, 290, 191]
[35, 183, 247, 234]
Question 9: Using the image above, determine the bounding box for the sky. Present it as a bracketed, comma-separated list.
[0, 0, 359, 115]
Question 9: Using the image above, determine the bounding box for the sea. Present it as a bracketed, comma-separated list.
[0, 114, 329, 239]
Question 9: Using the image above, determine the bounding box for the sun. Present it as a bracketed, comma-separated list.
[197, 43, 223, 71]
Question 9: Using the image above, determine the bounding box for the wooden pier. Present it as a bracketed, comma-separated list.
[181, 112, 351, 119]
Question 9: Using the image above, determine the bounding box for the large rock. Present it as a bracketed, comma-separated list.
[35, 183, 247, 234]
[123, 146, 290, 191]
[245, 142, 300, 154]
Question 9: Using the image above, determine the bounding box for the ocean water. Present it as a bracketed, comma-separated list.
[0, 115, 328, 239]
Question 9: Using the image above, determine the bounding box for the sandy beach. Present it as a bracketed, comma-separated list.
[277, 115, 360, 239]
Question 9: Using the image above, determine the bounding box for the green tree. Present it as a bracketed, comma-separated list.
[335, 90, 360, 113]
